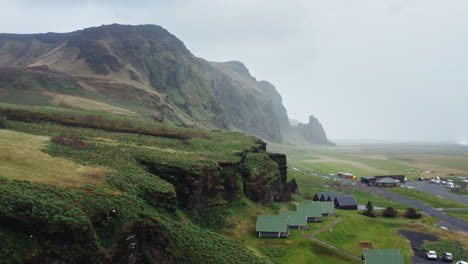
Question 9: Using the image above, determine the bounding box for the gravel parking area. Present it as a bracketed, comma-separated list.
[398, 230, 448, 264]
[404, 181, 468, 205]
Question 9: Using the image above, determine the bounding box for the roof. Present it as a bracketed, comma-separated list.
[318, 201, 335, 214]
[256, 215, 289, 232]
[279, 210, 307, 226]
[316, 192, 333, 199]
[363, 249, 403, 264]
[365, 254, 404, 264]
[362, 176, 376, 180]
[363, 249, 401, 257]
[297, 202, 322, 217]
[326, 193, 345, 201]
[376, 178, 400, 183]
[336, 196, 357, 207]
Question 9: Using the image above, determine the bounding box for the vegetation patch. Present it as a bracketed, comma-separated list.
[388, 187, 467, 208]
[0, 129, 108, 187]
[422, 240, 468, 262]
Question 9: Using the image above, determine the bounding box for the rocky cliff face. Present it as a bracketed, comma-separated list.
[206, 61, 286, 142]
[295, 115, 335, 145]
[0, 24, 333, 144]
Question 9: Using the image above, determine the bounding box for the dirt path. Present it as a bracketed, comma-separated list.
[305, 155, 390, 175]
[304, 218, 362, 261]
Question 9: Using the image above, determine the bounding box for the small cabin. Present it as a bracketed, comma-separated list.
[317, 201, 335, 216]
[297, 203, 323, 222]
[279, 210, 307, 230]
[375, 178, 401, 187]
[335, 196, 358, 210]
[256, 215, 289, 238]
[362, 249, 404, 264]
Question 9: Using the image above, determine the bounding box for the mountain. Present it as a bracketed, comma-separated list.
[0, 23, 332, 144]
[283, 115, 335, 146]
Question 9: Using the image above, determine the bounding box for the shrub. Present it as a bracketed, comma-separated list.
[51, 137, 88, 150]
[405, 208, 421, 219]
[362, 201, 375, 217]
[0, 114, 6, 128]
[383, 207, 398, 218]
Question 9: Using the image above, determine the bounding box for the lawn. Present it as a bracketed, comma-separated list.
[222, 199, 359, 264]
[315, 210, 414, 264]
[443, 210, 468, 221]
[0, 129, 109, 187]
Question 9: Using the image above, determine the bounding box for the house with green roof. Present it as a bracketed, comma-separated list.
[279, 210, 308, 230]
[317, 201, 335, 216]
[297, 202, 323, 222]
[362, 249, 404, 264]
[256, 215, 289, 238]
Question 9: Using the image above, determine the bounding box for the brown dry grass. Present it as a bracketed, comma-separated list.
[42, 90, 138, 116]
[0, 129, 110, 187]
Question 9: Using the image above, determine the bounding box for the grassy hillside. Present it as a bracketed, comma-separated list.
[0, 104, 300, 263]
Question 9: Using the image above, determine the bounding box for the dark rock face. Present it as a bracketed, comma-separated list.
[112, 221, 170, 264]
[138, 140, 296, 219]
[207, 61, 283, 142]
[258, 81, 290, 128]
[296, 115, 335, 145]
[268, 153, 288, 183]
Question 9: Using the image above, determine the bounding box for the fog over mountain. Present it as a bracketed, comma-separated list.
[1, 0, 467, 142]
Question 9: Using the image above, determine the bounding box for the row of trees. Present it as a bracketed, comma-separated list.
[363, 201, 421, 219]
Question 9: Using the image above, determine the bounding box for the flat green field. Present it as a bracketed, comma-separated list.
[268, 143, 468, 180]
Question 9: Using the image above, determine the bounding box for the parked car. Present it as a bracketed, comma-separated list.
[456, 261, 468, 264]
[435, 179, 441, 184]
[441, 181, 447, 185]
[427, 251, 437, 260]
[442, 252, 453, 262]
[418, 177, 425, 181]
[430, 179, 436, 183]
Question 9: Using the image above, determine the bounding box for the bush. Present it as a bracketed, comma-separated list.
[362, 201, 375, 217]
[51, 136, 88, 150]
[0, 114, 6, 128]
[405, 208, 421, 219]
[383, 207, 398, 218]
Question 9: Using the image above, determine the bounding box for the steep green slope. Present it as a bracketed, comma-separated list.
[0, 104, 297, 263]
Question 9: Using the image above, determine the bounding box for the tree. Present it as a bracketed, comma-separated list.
[0, 114, 6, 129]
[383, 207, 398, 218]
[405, 208, 421, 219]
[363, 201, 375, 217]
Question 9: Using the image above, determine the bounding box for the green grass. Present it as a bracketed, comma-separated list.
[388, 188, 467, 208]
[0, 129, 108, 187]
[289, 171, 409, 209]
[315, 210, 413, 264]
[0, 106, 287, 263]
[423, 240, 468, 262]
[221, 199, 359, 264]
[443, 210, 468, 221]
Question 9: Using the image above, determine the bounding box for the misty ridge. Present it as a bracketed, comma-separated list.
[0, 0, 467, 143]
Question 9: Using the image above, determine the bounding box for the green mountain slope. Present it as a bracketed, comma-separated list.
[0, 23, 333, 144]
[0, 104, 298, 263]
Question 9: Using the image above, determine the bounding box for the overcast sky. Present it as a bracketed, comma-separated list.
[1, 0, 467, 142]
